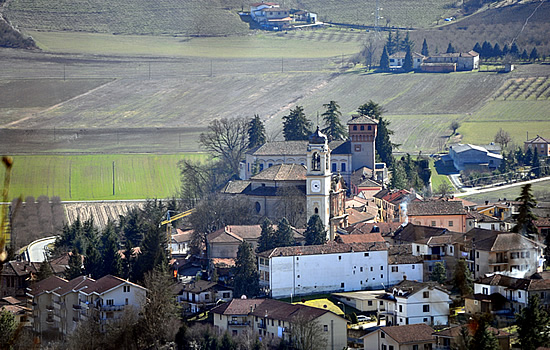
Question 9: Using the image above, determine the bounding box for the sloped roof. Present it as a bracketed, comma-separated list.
[27, 276, 68, 296]
[347, 115, 378, 125]
[357, 178, 382, 188]
[345, 208, 376, 225]
[382, 323, 435, 344]
[389, 279, 449, 297]
[181, 280, 230, 294]
[525, 135, 550, 144]
[344, 222, 403, 236]
[251, 163, 306, 181]
[222, 180, 251, 194]
[258, 241, 387, 258]
[211, 298, 340, 323]
[393, 223, 452, 243]
[336, 232, 385, 244]
[388, 51, 426, 59]
[466, 228, 542, 252]
[408, 200, 467, 216]
[207, 225, 304, 244]
[435, 324, 508, 339]
[172, 229, 194, 243]
[388, 245, 423, 264]
[330, 141, 351, 154]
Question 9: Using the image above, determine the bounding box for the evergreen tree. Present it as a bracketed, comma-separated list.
[453, 259, 473, 296]
[247, 114, 266, 149]
[65, 248, 82, 280]
[376, 116, 395, 167]
[304, 215, 326, 246]
[282, 106, 312, 141]
[101, 222, 122, 277]
[321, 101, 346, 141]
[122, 208, 144, 247]
[516, 295, 550, 350]
[220, 332, 236, 350]
[394, 30, 402, 52]
[530, 47, 539, 61]
[402, 45, 414, 72]
[386, 32, 395, 55]
[357, 100, 384, 119]
[274, 217, 295, 248]
[430, 261, 447, 284]
[0, 308, 17, 349]
[421, 38, 429, 56]
[513, 184, 538, 238]
[402, 31, 414, 51]
[257, 218, 275, 253]
[493, 42, 502, 57]
[233, 241, 260, 298]
[390, 161, 407, 190]
[380, 45, 390, 71]
[481, 41, 493, 58]
[121, 238, 135, 280]
[37, 258, 54, 281]
[471, 321, 500, 350]
[473, 42, 482, 54]
[515, 147, 525, 166]
[455, 325, 472, 350]
[134, 224, 168, 282]
[510, 42, 520, 57]
[84, 244, 103, 279]
[446, 42, 456, 54]
[525, 147, 534, 166]
[521, 49, 529, 60]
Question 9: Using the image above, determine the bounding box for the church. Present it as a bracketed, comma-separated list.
[222, 114, 385, 240]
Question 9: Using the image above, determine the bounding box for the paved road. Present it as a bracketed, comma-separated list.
[454, 176, 550, 198]
[25, 236, 57, 262]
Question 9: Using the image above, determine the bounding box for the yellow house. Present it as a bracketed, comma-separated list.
[408, 200, 467, 232]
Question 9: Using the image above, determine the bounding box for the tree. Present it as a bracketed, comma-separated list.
[321, 101, 346, 141]
[138, 268, 181, 348]
[502, 44, 509, 57]
[453, 259, 473, 296]
[525, 147, 534, 166]
[473, 42, 482, 54]
[377, 116, 396, 167]
[248, 114, 266, 150]
[494, 128, 512, 149]
[430, 261, 446, 284]
[455, 325, 472, 350]
[233, 241, 259, 298]
[513, 184, 538, 238]
[421, 38, 429, 56]
[450, 120, 460, 135]
[0, 308, 17, 349]
[357, 100, 384, 119]
[290, 313, 327, 350]
[471, 320, 500, 350]
[84, 244, 103, 280]
[510, 42, 520, 57]
[530, 47, 539, 61]
[257, 218, 275, 253]
[402, 45, 413, 72]
[133, 223, 168, 282]
[481, 41, 493, 58]
[446, 42, 456, 54]
[274, 217, 295, 248]
[402, 31, 414, 51]
[516, 295, 550, 350]
[379, 45, 390, 71]
[493, 43, 502, 57]
[532, 148, 541, 177]
[521, 49, 529, 60]
[199, 117, 249, 178]
[390, 161, 407, 190]
[101, 222, 122, 277]
[436, 182, 453, 197]
[282, 106, 312, 141]
[304, 215, 326, 246]
[65, 248, 82, 280]
[386, 32, 395, 55]
[274, 185, 306, 228]
[360, 37, 378, 69]
[179, 159, 229, 208]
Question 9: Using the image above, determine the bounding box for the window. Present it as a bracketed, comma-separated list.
[353, 126, 357, 131]
[364, 253, 369, 257]
[370, 267, 373, 271]
[123, 286, 130, 293]
[399, 305, 402, 312]
[380, 266, 384, 270]
[382, 346, 387, 350]
[355, 145, 361, 152]
[338, 256, 342, 261]
[368, 301, 373, 306]
[341, 163, 346, 172]
[449, 221, 454, 227]
[125, 298, 128, 305]
[259, 164, 264, 171]
[381, 332, 385, 338]
[526, 251, 530, 258]
[315, 207, 319, 214]
[412, 265, 415, 269]
[332, 163, 337, 172]
[392, 266, 398, 272]
[423, 291, 429, 298]
[381, 274, 384, 279]
[368, 125, 372, 130]
[106, 299, 114, 306]
[324, 325, 328, 332]
[423, 305, 430, 312]
[233, 330, 238, 336]
[360, 125, 365, 131]
[255, 202, 261, 213]
[476, 252, 479, 259]
[413, 346, 418, 350]
[431, 221, 436, 227]
[389, 346, 394, 350]
[341, 282, 345, 288]
[360, 267, 363, 272]
[417, 246, 420, 252]
[222, 292, 230, 298]
[297, 275, 300, 278]
[518, 291, 522, 298]
[482, 287, 488, 295]
[477, 265, 479, 271]
[205, 294, 210, 300]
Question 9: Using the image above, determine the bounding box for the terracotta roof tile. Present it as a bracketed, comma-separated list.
[408, 200, 466, 216]
[435, 324, 508, 338]
[258, 241, 387, 258]
[251, 164, 306, 181]
[336, 232, 385, 244]
[344, 222, 403, 236]
[382, 323, 435, 343]
[347, 115, 378, 125]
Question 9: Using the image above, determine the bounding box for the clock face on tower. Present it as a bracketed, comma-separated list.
[311, 180, 321, 193]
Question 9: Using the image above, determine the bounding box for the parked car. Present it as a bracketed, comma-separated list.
[356, 315, 369, 322]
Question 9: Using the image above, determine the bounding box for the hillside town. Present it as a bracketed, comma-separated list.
[1, 0, 550, 348]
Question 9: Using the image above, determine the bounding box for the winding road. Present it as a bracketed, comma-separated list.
[25, 236, 57, 262]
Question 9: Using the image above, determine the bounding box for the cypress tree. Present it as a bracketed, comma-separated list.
[257, 218, 275, 253]
[446, 42, 456, 54]
[321, 101, 346, 141]
[304, 215, 326, 246]
[530, 47, 539, 61]
[275, 217, 295, 248]
[521, 49, 529, 60]
[233, 241, 260, 298]
[38, 258, 54, 281]
[516, 295, 550, 350]
[403, 45, 414, 72]
[421, 38, 429, 56]
[101, 222, 122, 277]
[65, 248, 82, 280]
[493, 43, 502, 58]
[510, 42, 520, 57]
[390, 161, 407, 190]
[386, 32, 394, 55]
[84, 244, 103, 279]
[502, 44, 509, 56]
[473, 42, 482, 54]
[532, 149, 541, 177]
[247, 114, 266, 149]
[376, 116, 395, 167]
[481, 41, 493, 58]
[380, 45, 390, 71]
[513, 184, 538, 238]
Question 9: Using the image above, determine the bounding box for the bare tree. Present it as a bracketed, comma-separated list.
[360, 37, 378, 69]
[199, 117, 249, 178]
[494, 128, 512, 149]
[275, 186, 306, 228]
[450, 120, 461, 135]
[290, 313, 328, 350]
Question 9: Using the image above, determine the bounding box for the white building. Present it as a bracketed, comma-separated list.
[362, 323, 435, 350]
[377, 279, 450, 326]
[170, 229, 193, 257]
[258, 242, 389, 298]
[388, 51, 426, 70]
[388, 245, 424, 286]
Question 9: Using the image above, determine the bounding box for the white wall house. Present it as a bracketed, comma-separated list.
[377, 279, 450, 327]
[258, 242, 389, 298]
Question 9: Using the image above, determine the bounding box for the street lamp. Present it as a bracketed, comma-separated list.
[337, 301, 346, 316]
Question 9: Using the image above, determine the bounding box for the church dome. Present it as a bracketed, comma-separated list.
[309, 127, 328, 144]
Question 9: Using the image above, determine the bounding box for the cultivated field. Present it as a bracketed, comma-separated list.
[462, 179, 550, 203]
[0, 154, 206, 201]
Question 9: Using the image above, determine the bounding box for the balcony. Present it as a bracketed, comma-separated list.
[53, 301, 61, 310]
[73, 304, 82, 310]
[100, 304, 125, 312]
[228, 320, 250, 326]
[257, 322, 266, 329]
[488, 259, 508, 265]
[46, 316, 54, 324]
[45, 305, 54, 311]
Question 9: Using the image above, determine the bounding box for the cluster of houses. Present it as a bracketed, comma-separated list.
[248, 2, 318, 31]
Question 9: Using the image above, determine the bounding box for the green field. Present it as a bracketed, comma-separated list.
[429, 159, 453, 192]
[27, 30, 363, 58]
[462, 180, 550, 202]
[0, 154, 207, 201]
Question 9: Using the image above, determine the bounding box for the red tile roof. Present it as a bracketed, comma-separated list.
[258, 241, 387, 258]
[336, 232, 385, 244]
[408, 200, 466, 216]
[382, 324, 435, 344]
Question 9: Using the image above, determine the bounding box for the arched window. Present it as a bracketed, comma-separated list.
[314, 207, 319, 214]
[255, 202, 261, 213]
[312, 152, 321, 171]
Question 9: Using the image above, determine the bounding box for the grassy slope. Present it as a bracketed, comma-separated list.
[0, 154, 206, 201]
[462, 179, 550, 202]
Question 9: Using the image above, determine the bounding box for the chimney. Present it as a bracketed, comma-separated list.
[403, 275, 407, 281]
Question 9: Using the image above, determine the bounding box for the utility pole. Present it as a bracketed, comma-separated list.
[148, 62, 151, 79]
[112, 161, 115, 196]
[281, 57, 284, 73]
[210, 60, 213, 77]
[63, 64, 66, 81]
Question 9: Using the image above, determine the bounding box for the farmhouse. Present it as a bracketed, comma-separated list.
[524, 135, 550, 157]
[250, 2, 292, 30]
[423, 51, 480, 71]
[388, 51, 426, 70]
